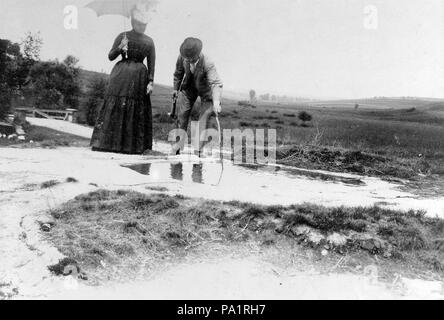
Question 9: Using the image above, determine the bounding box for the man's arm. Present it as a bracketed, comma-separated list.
[173, 55, 185, 91]
[204, 56, 223, 103]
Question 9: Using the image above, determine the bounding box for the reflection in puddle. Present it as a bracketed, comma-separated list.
[192, 164, 204, 184]
[129, 163, 152, 176]
[128, 162, 204, 184]
[170, 163, 183, 181]
[123, 161, 365, 187]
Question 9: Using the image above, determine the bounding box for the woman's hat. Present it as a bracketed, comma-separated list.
[180, 37, 203, 59]
[131, 2, 152, 24]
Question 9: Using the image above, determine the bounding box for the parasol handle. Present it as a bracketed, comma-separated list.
[123, 32, 129, 59]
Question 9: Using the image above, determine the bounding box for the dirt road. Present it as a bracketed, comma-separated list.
[1, 118, 443, 299]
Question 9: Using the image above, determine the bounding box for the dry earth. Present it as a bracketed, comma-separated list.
[1, 118, 443, 299]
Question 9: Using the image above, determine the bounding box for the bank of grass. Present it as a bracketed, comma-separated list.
[276, 145, 434, 180]
[47, 190, 444, 283]
[0, 124, 90, 148]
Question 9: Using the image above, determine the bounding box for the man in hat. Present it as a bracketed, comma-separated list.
[172, 37, 223, 155]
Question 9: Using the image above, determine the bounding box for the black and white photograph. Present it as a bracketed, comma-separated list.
[1, 0, 444, 302]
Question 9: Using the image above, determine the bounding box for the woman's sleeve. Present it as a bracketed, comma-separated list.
[147, 39, 156, 83]
[108, 33, 123, 61]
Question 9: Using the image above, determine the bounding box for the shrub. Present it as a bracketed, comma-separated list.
[0, 84, 11, 120]
[298, 111, 313, 125]
[25, 56, 81, 110]
[85, 76, 107, 126]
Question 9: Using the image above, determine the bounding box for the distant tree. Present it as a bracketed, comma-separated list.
[0, 83, 11, 120]
[25, 56, 81, 109]
[249, 89, 256, 103]
[298, 111, 312, 126]
[1, 34, 44, 118]
[16, 32, 43, 90]
[62, 55, 81, 108]
[86, 76, 107, 126]
[355, 104, 359, 110]
[25, 61, 62, 108]
[21, 32, 43, 62]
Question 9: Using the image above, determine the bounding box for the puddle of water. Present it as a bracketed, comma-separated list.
[121, 159, 443, 217]
[124, 160, 365, 187]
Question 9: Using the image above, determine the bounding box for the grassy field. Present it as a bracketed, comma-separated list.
[305, 97, 444, 109]
[80, 69, 444, 173]
[148, 83, 444, 181]
[46, 189, 444, 283]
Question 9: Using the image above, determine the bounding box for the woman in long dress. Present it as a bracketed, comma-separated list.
[91, 9, 155, 154]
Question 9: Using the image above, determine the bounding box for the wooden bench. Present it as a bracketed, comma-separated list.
[14, 108, 78, 123]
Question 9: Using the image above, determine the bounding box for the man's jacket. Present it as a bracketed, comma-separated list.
[173, 53, 223, 102]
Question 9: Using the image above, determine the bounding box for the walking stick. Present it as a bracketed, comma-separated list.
[213, 110, 224, 186]
[169, 77, 185, 125]
[169, 77, 185, 154]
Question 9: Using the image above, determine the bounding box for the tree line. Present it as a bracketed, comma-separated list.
[0, 33, 81, 120]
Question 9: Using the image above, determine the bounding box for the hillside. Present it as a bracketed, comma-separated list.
[305, 97, 444, 110]
[79, 69, 242, 103]
[79, 69, 444, 111]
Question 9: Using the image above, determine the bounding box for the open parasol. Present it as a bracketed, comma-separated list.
[85, 0, 157, 57]
[85, 0, 157, 18]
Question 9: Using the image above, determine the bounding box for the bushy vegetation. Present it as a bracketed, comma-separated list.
[85, 76, 107, 126]
[0, 39, 25, 119]
[0, 82, 11, 120]
[0, 34, 44, 118]
[1, 34, 81, 119]
[24, 56, 81, 110]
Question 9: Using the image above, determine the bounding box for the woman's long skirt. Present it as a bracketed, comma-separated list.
[91, 60, 153, 154]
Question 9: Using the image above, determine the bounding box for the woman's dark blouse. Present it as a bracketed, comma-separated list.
[108, 30, 156, 83]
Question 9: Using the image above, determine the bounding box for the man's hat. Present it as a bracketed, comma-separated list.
[180, 37, 203, 59]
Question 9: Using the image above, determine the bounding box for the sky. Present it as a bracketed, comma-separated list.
[1, 0, 444, 99]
